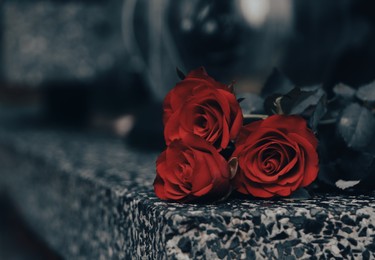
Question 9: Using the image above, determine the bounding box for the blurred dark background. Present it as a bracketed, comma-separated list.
[1, 0, 375, 257]
[1, 0, 375, 139]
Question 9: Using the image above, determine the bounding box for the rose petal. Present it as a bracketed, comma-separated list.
[186, 67, 229, 91]
[239, 120, 262, 138]
[157, 153, 185, 186]
[231, 115, 319, 198]
[260, 115, 309, 133]
[153, 175, 168, 200]
[213, 89, 232, 119]
[191, 156, 215, 192]
[275, 151, 299, 177]
[265, 185, 292, 197]
[277, 167, 303, 186]
[220, 115, 230, 149]
[244, 182, 275, 198]
[288, 133, 319, 186]
[192, 183, 214, 197]
[164, 112, 184, 145]
[164, 181, 189, 200]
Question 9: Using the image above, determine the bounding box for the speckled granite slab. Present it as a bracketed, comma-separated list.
[0, 109, 375, 259]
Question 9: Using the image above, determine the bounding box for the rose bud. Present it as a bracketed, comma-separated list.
[163, 67, 243, 151]
[154, 134, 231, 203]
[232, 115, 319, 198]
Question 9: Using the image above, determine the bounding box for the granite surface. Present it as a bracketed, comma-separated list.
[1, 108, 375, 259]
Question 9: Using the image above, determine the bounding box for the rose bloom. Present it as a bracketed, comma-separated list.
[154, 134, 231, 202]
[232, 115, 319, 198]
[163, 67, 243, 151]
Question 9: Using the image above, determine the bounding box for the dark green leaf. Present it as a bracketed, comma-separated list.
[264, 86, 327, 130]
[288, 88, 326, 115]
[308, 94, 327, 131]
[317, 146, 375, 191]
[356, 80, 375, 104]
[237, 93, 264, 115]
[265, 87, 325, 116]
[315, 122, 372, 190]
[286, 188, 311, 200]
[338, 103, 375, 153]
[278, 87, 303, 114]
[237, 98, 245, 103]
[261, 68, 294, 98]
[336, 150, 375, 180]
[333, 83, 356, 100]
[301, 84, 322, 92]
[326, 85, 356, 121]
[264, 94, 283, 115]
[176, 67, 186, 80]
[285, 87, 327, 131]
[335, 180, 360, 190]
[334, 149, 375, 190]
[317, 163, 338, 188]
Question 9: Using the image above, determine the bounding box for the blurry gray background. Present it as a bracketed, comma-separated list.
[2, 0, 375, 98]
[0, 0, 375, 139]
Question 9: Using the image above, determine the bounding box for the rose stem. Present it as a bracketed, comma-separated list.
[243, 114, 337, 125]
[243, 114, 269, 119]
[318, 118, 337, 125]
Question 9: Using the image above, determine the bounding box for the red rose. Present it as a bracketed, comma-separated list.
[163, 67, 243, 151]
[154, 134, 231, 202]
[232, 115, 319, 198]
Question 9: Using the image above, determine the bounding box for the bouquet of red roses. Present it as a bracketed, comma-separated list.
[154, 67, 375, 202]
